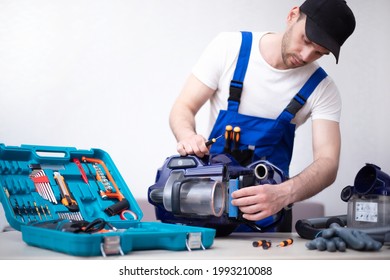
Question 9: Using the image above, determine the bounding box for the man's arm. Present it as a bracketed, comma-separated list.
[169, 74, 216, 157]
[231, 119, 341, 221]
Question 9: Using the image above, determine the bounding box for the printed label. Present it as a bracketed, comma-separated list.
[355, 202, 378, 222]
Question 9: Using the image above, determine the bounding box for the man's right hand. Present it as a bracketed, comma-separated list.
[177, 134, 210, 158]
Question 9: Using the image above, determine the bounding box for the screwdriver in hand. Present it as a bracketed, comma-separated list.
[205, 135, 222, 146]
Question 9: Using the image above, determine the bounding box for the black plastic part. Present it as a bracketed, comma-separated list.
[149, 188, 163, 204]
[66, 203, 80, 212]
[228, 81, 243, 103]
[171, 181, 182, 215]
[325, 217, 346, 228]
[295, 215, 348, 240]
[340, 185, 353, 202]
[104, 199, 130, 216]
[83, 218, 106, 233]
[296, 215, 390, 244]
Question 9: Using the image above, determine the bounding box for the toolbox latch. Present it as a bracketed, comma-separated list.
[100, 236, 124, 257]
[186, 232, 205, 251]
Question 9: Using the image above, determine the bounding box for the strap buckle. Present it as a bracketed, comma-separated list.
[228, 80, 243, 102]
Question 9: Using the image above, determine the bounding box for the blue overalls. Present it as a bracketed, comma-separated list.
[208, 32, 328, 231]
[209, 31, 327, 176]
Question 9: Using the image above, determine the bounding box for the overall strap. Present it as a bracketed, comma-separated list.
[227, 31, 253, 112]
[280, 67, 328, 122]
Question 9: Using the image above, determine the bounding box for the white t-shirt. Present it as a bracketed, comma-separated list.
[192, 32, 341, 132]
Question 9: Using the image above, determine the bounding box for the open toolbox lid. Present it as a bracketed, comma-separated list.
[0, 143, 215, 256]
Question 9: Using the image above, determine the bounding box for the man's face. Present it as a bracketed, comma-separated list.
[281, 15, 330, 69]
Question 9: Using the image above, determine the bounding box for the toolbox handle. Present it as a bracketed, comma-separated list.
[35, 149, 70, 163]
[25, 145, 75, 163]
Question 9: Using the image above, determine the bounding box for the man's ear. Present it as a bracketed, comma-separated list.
[287, 6, 300, 25]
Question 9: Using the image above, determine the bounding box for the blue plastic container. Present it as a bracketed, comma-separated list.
[0, 144, 215, 256]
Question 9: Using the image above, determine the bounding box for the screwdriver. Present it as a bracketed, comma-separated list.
[252, 239, 272, 249]
[205, 135, 222, 146]
[277, 238, 294, 247]
[232, 126, 241, 152]
[252, 239, 268, 247]
[224, 125, 233, 153]
[262, 241, 272, 250]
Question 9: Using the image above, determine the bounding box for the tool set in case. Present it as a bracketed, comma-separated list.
[0, 143, 215, 257]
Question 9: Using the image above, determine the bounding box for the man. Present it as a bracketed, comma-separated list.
[169, 0, 356, 230]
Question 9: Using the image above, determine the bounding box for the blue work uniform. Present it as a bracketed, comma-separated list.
[208, 32, 328, 231]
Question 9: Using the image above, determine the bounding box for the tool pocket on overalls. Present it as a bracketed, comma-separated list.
[236, 126, 284, 165]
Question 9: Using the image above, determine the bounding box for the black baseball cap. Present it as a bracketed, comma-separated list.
[300, 0, 356, 63]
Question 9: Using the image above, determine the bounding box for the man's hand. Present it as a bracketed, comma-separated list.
[230, 183, 290, 221]
[306, 223, 383, 252]
[176, 134, 209, 158]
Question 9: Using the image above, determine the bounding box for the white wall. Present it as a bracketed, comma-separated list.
[0, 0, 389, 219]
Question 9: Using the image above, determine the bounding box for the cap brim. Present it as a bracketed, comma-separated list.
[305, 16, 340, 63]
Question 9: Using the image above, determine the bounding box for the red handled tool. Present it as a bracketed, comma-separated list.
[73, 158, 89, 185]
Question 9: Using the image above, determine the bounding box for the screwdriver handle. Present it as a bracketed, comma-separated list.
[224, 125, 233, 153]
[205, 138, 216, 147]
[232, 126, 241, 152]
[205, 135, 222, 147]
[278, 238, 294, 247]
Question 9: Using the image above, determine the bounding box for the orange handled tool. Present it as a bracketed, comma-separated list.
[277, 238, 294, 247]
[232, 126, 241, 152]
[54, 172, 79, 212]
[252, 239, 272, 249]
[224, 125, 233, 153]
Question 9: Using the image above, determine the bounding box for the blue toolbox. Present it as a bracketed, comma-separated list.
[0, 144, 215, 257]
